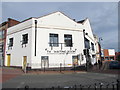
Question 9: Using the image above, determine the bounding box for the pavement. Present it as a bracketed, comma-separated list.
[1, 66, 119, 88]
[1, 67, 23, 83]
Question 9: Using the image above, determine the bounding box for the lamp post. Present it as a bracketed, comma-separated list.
[99, 37, 103, 62]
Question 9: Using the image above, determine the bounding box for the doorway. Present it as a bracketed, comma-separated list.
[23, 56, 27, 69]
[7, 54, 11, 66]
[72, 56, 78, 66]
[41, 56, 49, 68]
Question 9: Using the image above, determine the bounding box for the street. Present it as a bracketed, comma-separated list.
[2, 70, 118, 88]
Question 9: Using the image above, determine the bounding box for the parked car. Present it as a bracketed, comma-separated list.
[109, 61, 120, 69]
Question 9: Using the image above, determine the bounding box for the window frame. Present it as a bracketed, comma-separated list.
[91, 42, 94, 51]
[64, 34, 73, 47]
[49, 33, 59, 47]
[85, 38, 90, 49]
[9, 38, 13, 47]
[22, 33, 28, 45]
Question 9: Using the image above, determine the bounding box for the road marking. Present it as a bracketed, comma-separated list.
[16, 82, 25, 88]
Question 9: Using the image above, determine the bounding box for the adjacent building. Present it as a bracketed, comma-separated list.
[94, 35, 101, 63]
[0, 18, 20, 66]
[101, 49, 115, 61]
[115, 52, 120, 61]
[5, 12, 97, 69]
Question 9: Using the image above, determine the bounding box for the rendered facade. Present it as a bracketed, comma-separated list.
[0, 18, 20, 66]
[5, 12, 97, 69]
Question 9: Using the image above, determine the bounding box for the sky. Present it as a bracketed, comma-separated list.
[1, 2, 118, 51]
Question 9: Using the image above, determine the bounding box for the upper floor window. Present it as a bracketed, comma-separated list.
[22, 34, 28, 44]
[0, 42, 3, 52]
[0, 30, 5, 39]
[9, 38, 13, 47]
[85, 38, 90, 49]
[49, 33, 59, 47]
[91, 42, 94, 51]
[64, 34, 73, 47]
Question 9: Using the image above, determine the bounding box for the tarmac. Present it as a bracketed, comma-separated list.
[1, 65, 120, 84]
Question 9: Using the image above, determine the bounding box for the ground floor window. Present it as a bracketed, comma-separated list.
[101, 57, 104, 61]
[41, 56, 49, 68]
[109, 56, 114, 60]
[105, 57, 109, 60]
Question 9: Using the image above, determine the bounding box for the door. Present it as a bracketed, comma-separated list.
[72, 56, 78, 66]
[41, 56, 49, 68]
[23, 56, 27, 69]
[7, 54, 11, 66]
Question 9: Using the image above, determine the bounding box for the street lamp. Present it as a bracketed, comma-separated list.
[99, 37, 103, 61]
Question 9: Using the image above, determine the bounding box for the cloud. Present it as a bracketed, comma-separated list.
[1, 2, 118, 51]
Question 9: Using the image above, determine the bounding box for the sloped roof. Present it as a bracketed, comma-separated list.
[77, 19, 85, 23]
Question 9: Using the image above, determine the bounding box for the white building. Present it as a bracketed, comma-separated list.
[94, 34, 101, 63]
[5, 12, 97, 69]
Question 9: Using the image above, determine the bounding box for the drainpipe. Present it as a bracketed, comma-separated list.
[35, 20, 37, 56]
[83, 29, 87, 71]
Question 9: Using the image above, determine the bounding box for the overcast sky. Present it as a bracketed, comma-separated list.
[1, 2, 118, 51]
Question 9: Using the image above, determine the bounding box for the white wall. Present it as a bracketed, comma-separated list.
[5, 19, 33, 67]
[5, 12, 97, 69]
[31, 27, 85, 69]
[108, 49, 115, 56]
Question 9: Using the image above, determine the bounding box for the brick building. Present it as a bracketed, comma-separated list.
[0, 18, 20, 66]
[101, 49, 115, 61]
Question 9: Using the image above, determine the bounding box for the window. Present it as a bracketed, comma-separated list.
[0, 30, 5, 39]
[85, 38, 90, 49]
[91, 42, 94, 51]
[0, 42, 3, 52]
[49, 33, 59, 47]
[9, 38, 13, 47]
[105, 57, 109, 60]
[22, 34, 28, 44]
[110, 57, 114, 60]
[64, 34, 73, 47]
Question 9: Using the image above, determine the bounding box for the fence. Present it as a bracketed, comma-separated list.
[26, 63, 84, 73]
[23, 79, 120, 90]
[2, 79, 120, 90]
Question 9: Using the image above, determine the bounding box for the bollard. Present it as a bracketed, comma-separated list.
[88, 85, 91, 90]
[99, 83, 103, 90]
[74, 64, 76, 72]
[80, 84, 82, 90]
[60, 63, 62, 72]
[106, 84, 109, 90]
[58, 86, 60, 90]
[25, 85, 29, 90]
[112, 82, 115, 90]
[74, 85, 77, 90]
[117, 79, 120, 90]
[94, 83, 97, 90]
[44, 63, 45, 72]
[51, 86, 54, 90]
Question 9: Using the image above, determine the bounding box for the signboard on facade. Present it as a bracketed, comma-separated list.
[45, 48, 77, 54]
